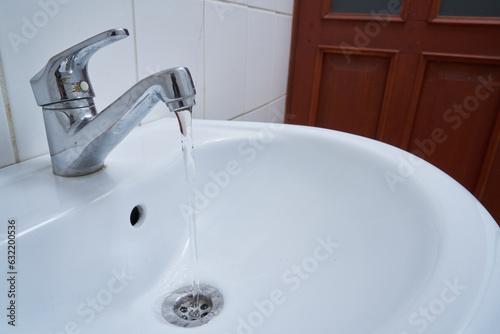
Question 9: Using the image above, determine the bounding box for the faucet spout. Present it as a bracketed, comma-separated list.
[40, 67, 196, 176]
[30, 29, 196, 177]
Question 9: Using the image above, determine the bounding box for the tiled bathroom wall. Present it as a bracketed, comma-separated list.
[0, 0, 294, 169]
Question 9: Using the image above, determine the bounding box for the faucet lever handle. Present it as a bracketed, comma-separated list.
[30, 28, 129, 106]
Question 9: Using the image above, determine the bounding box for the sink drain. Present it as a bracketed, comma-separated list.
[161, 284, 223, 328]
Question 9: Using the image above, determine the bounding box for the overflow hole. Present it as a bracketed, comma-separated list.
[130, 205, 144, 227]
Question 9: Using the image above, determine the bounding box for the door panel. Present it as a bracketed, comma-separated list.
[286, 0, 500, 223]
[313, 49, 395, 138]
[406, 59, 500, 192]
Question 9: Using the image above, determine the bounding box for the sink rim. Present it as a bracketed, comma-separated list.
[0, 118, 499, 334]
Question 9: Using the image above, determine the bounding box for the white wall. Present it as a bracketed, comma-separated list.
[0, 0, 293, 169]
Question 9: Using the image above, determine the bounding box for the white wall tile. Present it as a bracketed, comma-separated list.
[249, 0, 276, 11]
[271, 13, 293, 100]
[224, 0, 249, 5]
[245, 8, 275, 112]
[234, 95, 286, 123]
[0, 0, 293, 170]
[268, 95, 286, 123]
[243, 103, 271, 122]
[205, 0, 248, 120]
[276, 0, 294, 15]
[0, 91, 15, 168]
[0, 0, 136, 161]
[135, 0, 205, 123]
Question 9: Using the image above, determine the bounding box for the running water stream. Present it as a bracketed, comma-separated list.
[175, 108, 202, 315]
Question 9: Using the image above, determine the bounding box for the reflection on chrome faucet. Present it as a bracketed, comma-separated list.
[30, 28, 196, 177]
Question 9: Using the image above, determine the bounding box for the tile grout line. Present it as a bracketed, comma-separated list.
[131, 0, 139, 83]
[211, 0, 293, 16]
[0, 54, 19, 163]
[229, 94, 287, 120]
[269, 11, 278, 121]
[131, 0, 143, 126]
[243, 0, 251, 116]
[203, 0, 206, 120]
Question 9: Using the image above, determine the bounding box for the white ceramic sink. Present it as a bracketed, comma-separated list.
[1, 119, 499, 333]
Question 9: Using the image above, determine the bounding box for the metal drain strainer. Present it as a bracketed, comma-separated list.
[161, 284, 223, 328]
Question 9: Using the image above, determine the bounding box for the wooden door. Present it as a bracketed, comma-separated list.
[286, 0, 500, 224]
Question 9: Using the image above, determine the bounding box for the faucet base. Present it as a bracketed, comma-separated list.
[51, 158, 105, 177]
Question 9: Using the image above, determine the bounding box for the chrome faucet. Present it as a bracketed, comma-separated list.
[30, 28, 196, 177]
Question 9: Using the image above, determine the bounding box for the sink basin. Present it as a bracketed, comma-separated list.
[1, 118, 499, 333]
